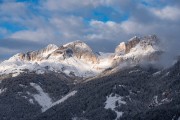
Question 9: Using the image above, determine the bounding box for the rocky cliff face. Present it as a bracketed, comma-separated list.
[115, 35, 159, 55]
[18, 44, 58, 61]
[126, 36, 141, 53]
[62, 41, 99, 64]
[115, 42, 126, 55]
[115, 36, 140, 55]
[112, 35, 162, 68]
[17, 41, 98, 64]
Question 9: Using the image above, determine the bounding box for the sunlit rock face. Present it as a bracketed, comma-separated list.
[112, 35, 162, 67]
[63, 41, 99, 64]
[17, 41, 99, 64]
[115, 36, 140, 55]
[115, 42, 126, 55]
[126, 36, 141, 53]
[18, 44, 58, 61]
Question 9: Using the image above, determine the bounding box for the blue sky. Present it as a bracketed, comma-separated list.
[0, 0, 180, 61]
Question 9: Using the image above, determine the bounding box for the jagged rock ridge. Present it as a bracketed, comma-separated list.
[0, 35, 162, 79]
[112, 35, 161, 68]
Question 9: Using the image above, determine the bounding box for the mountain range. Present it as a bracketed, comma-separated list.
[0, 35, 161, 79]
[0, 35, 180, 120]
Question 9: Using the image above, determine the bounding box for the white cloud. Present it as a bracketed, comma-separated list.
[90, 20, 118, 28]
[0, 0, 135, 44]
[9, 15, 88, 43]
[43, 0, 114, 11]
[49, 16, 89, 41]
[50, 16, 85, 33]
[0, 2, 28, 19]
[151, 6, 180, 21]
[1, 0, 180, 61]
[87, 19, 156, 41]
[10, 29, 56, 43]
[87, 20, 126, 41]
[0, 47, 19, 55]
[120, 20, 154, 34]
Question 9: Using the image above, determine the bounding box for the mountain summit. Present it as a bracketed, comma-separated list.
[0, 35, 162, 79]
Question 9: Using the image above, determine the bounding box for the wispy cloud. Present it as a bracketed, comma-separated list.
[151, 6, 180, 21]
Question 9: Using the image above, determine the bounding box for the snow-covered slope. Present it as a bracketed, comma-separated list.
[0, 35, 162, 79]
[0, 41, 102, 78]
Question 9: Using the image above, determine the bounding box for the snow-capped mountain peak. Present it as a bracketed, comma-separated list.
[0, 35, 163, 79]
[112, 35, 162, 68]
[115, 35, 159, 55]
[62, 40, 98, 63]
[63, 40, 93, 52]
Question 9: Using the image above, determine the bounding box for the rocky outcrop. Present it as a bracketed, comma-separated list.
[139, 35, 159, 48]
[126, 36, 140, 53]
[115, 36, 140, 55]
[63, 41, 99, 64]
[113, 35, 162, 67]
[115, 35, 159, 55]
[18, 44, 58, 61]
[115, 42, 126, 55]
[17, 41, 99, 64]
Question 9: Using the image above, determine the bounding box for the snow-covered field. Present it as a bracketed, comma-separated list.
[43, 90, 77, 112]
[28, 82, 77, 112]
[30, 83, 52, 111]
[104, 93, 126, 120]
